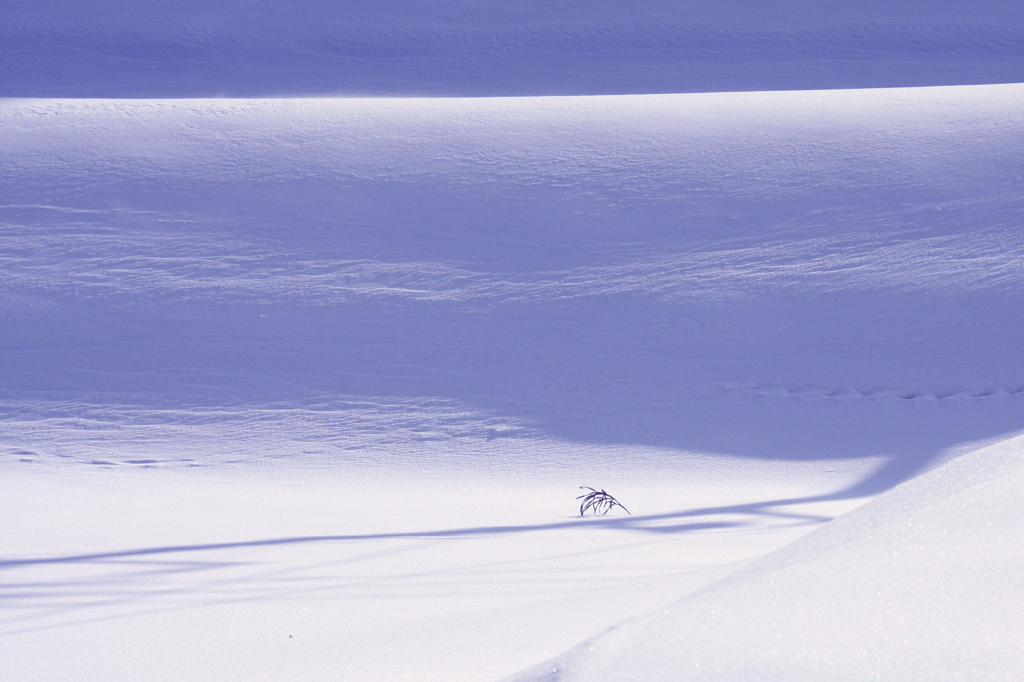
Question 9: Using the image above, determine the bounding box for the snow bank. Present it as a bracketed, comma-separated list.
[3, 19, 1023, 673]
[3, 85, 1022, 483]
[507, 429, 1024, 681]
[3, 0, 1024, 96]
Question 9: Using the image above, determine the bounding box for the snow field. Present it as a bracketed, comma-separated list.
[1, 82, 1023, 680]
[1, 459, 875, 681]
[2, 85, 1023, 479]
[4, 0, 1024, 96]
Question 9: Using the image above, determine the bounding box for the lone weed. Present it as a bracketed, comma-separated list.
[577, 487, 630, 516]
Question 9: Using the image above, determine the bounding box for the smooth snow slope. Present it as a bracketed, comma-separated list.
[507, 429, 1024, 681]
[2, 85, 1023, 486]
[0, 462, 874, 682]
[3, 0, 1024, 96]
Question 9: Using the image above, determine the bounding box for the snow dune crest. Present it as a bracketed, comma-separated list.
[3, 86, 1024, 306]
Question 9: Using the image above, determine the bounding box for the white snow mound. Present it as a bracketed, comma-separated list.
[507, 430, 1024, 681]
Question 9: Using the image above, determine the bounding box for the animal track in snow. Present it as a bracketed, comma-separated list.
[719, 381, 1024, 402]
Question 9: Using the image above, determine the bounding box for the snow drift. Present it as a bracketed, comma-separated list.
[3, 85, 1023, 483]
[507, 429, 1024, 681]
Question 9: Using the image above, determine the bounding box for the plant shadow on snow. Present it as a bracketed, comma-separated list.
[0, 490, 845, 633]
[0, 495, 829, 569]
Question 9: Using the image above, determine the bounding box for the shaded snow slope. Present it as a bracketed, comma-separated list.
[2, 84, 1023, 488]
[3, 0, 1024, 96]
[507, 429, 1024, 681]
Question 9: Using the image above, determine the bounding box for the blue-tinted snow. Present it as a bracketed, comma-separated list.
[3, 2, 1024, 680]
[3, 0, 1024, 96]
[2, 88, 1022, 484]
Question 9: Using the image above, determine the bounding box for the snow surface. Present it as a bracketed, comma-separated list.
[2, 88, 1022, 482]
[1, 463, 876, 681]
[3, 0, 1024, 96]
[3, 83, 1022, 681]
[2, 1, 1024, 680]
[507, 431, 1024, 681]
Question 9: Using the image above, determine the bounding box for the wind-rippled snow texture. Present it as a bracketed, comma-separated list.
[2, 86, 1023, 481]
[2, 88, 1023, 307]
